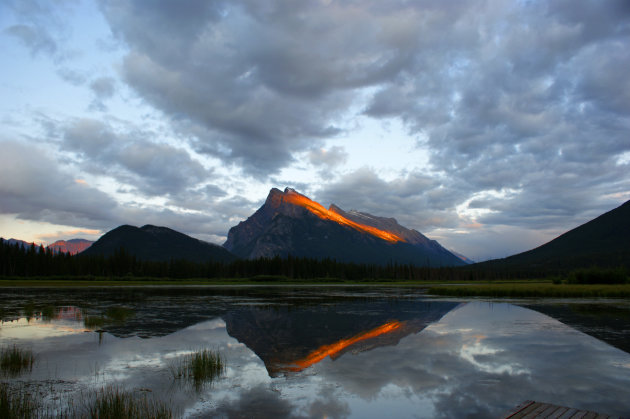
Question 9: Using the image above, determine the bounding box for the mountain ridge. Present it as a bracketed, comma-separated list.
[48, 239, 93, 255]
[1, 238, 93, 255]
[224, 187, 465, 266]
[82, 224, 236, 263]
[474, 199, 630, 271]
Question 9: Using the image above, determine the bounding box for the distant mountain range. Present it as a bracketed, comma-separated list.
[81, 224, 236, 263]
[224, 187, 465, 266]
[475, 199, 630, 271]
[5, 189, 627, 272]
[3, 238, 38, 249]
[48, 239, 93, 255]
[1, 238, 93, 255]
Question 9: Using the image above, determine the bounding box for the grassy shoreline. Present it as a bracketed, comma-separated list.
[0, 276, 551, 287]
[428, 283, 630, 298]
[2, 277, 629, 298]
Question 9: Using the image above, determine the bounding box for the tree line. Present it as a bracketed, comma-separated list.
[3, 238, 621, 282]
[0, 238, 490, 281]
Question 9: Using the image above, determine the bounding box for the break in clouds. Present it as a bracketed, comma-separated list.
[1, 0, 629, 259]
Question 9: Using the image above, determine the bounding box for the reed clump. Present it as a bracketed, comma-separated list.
[0, 345, 35, 377]
[86, 387, 172, 419]
[171, 349, 225, 389]
[0, 383, 38, 418]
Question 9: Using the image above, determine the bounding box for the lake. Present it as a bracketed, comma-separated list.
[1, 286, 629, 418]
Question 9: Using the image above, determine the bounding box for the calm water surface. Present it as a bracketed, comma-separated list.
[1, 286, 629, 418]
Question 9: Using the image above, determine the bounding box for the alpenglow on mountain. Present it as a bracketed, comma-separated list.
[223, 188, 465, 266]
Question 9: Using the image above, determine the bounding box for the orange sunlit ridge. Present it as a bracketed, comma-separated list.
[281, 192, 405, 243]
[280, 320, 404, 372]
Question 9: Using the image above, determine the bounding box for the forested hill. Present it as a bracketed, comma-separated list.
[81, 224, 236, 264]
[473, 200, 630, 273]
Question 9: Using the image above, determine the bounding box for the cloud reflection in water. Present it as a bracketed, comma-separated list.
[1, 290, 629, 418]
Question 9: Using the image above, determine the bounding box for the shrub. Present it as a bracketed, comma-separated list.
[567, 267, 628, 284]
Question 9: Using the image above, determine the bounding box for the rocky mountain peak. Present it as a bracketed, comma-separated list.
[223, 187, 466, 266]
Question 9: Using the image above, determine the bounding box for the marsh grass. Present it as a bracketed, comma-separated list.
[0, 383, 38, 418]
[171, 349, 225, 390]
[0, 384, 172, 419]
[84, 386, 172, 419]
[428, 283, 630, 298]
[0, 345, 35, 377]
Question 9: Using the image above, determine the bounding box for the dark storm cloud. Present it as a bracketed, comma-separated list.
[0, 139, 247, 242]
[6, 0, 628, 254]
[362, 1, 630, 228]
[97, 0, 630, 238]
[60, 118, 212, 197]
[313, 166, 630, 260]
[0, 141, 117, 227]
[315, 168, 461, 231]
[98, 0, 457, 176]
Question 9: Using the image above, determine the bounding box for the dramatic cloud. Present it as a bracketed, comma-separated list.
[315, 168, 461, 231]
[60, 118, 212, 197]
[99, 0, 630, 215]
[0, 140, 118, 228]
[1, 0, 629, 257]
[361, 0, 630, 239]
[0, 137, 254, 243]
[99, 0, 464, 176]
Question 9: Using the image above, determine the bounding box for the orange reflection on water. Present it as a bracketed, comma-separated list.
[282, 320, 403, 372]
[281, 192, 405, 243]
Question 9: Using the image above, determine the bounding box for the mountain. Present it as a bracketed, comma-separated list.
[48, 239, 93, 255]
[224, 187, 465, 266]
[2, 238, 93, 255]
[475, 200, 630, 271]
[2, 238, 39, 250]
[82, 225, 236, 263]
[451, 250, 474, 264]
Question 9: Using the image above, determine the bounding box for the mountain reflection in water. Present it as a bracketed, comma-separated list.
[223, 300, 459, 375]
[1, 287, 630, 418]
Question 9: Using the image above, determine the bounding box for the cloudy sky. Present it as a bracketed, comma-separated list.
[1, 0, 629, 261]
